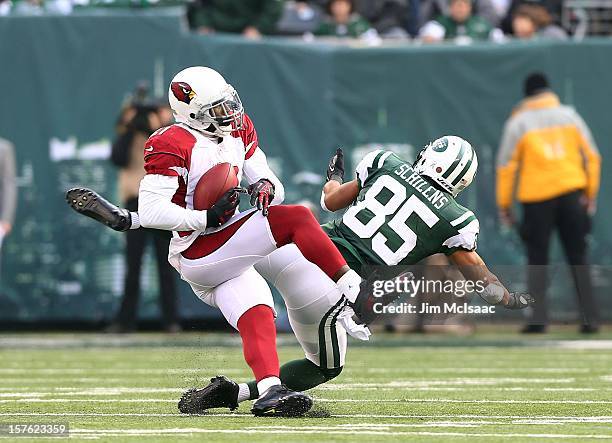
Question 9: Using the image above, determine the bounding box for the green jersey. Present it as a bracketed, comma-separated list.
[323, 150, 479, 270]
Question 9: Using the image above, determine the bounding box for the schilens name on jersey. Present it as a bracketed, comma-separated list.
[393, 163, 450, 210]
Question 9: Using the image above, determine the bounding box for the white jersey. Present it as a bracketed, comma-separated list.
[138, 114, 284, 270]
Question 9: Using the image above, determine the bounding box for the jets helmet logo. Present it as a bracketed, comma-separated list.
[431, 138, 448, 152]
[171, 82, 196, 104]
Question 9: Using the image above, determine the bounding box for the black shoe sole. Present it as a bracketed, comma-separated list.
[178, 388, 201, 414]
[66, 188, 99, 215]
[178, 378, 239, 414]
[66, 187, 129, 231]
[251, 393, 313, 417]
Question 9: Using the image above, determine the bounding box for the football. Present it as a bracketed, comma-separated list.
[192, 162, 239, 210]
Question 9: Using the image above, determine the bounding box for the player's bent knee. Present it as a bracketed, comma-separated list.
[269, 205, 316, 226]
[321, 366, 343, 381]
[267, 205, 320, 247]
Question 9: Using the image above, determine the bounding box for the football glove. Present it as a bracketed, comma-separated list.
[206, 188, 241, 228]
[326, 148, 345, 183]
[248, 179, 275, 216]
[337, 305, 371, 341]
[505, 292, 535, 310]
[351, 269, 414, 325]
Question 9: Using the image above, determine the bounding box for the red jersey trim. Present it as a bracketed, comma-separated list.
[232, 114, 259, 160]
[181, 212, 255, 260]
[245, 142, 258, 160]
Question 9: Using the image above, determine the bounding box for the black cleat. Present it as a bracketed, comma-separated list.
[251, 384, 313, 417]
[178, 375, 239, 414]
[352, 270, 413, 325]
[66, 187, 131, 232]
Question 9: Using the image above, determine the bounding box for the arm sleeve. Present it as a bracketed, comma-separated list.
[320, 190, 332, 212]
[242, 148, 285, 205]
[496, 117, 523, 209]
[138, 174, 208, 231]
[355, 149, 389, 190]
[1, 141, 17, 225]
[573, 110, 601, 200]
[441, 218, 480, 254]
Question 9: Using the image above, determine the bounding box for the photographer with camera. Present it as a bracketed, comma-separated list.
[108, 83, 179, 333]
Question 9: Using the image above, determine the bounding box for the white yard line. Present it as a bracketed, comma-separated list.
[2, 385, 607, 398]
[1, 397, 611, 405]
[317, 398, 612, 404]
[325, 378, 578, 386]
[0, 368, 245, 375]
[0, 399, 177, 403]
[0, 377, 583, 388]
[541, 340, 612, 350]
[1, 412, 611, 422]
[46, 427, 612, 439]
[0, 378, 128, 383]
[331, 414, 612, 421]
[2, 337, 612, 349]
[365, 367, 593, 374]
[0, 388, 182, 397]
[320, 386, 604, 392]
[0, 367, 595, 373]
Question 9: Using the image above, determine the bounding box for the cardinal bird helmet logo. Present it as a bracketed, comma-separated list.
[171, 82, 196, 104]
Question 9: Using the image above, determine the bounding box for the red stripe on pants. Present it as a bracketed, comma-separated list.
[181, 213, 255, 259]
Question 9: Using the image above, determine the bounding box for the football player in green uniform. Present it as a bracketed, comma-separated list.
[66, 135, 533, 414]
[177, 136, 532, 413]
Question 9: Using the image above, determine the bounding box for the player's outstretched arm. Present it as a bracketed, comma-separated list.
[449, 250, 534, 310]
[320, 148, 359, 212]
[322, 180, 359, 212]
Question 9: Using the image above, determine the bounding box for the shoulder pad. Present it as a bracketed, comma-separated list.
[145, 125, 196, 160]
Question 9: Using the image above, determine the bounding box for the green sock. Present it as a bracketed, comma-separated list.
[246, 359, 342, 400]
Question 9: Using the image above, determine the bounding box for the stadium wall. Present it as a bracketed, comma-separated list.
[0, 12, 610, 323]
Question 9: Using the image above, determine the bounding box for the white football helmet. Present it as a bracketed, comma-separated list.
[413, 135, 478, 197]
[168, 66, 244, 137]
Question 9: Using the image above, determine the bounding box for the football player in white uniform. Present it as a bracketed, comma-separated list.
[67, 66, 373, 417]
[69, 137, 533, 416]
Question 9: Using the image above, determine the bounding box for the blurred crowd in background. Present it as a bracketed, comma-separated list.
[1, 0, 611, 41]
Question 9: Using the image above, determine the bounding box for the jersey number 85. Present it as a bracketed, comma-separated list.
[343, 175, 439, 265]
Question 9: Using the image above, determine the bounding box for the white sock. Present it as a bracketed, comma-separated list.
[336, 269, 362, 303]
[237, 383, 250, 403]
[257, 376, 281, 397]
[129, 212, 140, 229]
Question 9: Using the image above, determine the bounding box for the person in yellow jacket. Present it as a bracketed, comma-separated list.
[496, 72, 601, 334]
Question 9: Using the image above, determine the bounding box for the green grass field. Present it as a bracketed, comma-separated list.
[1, 329, 611, 442]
